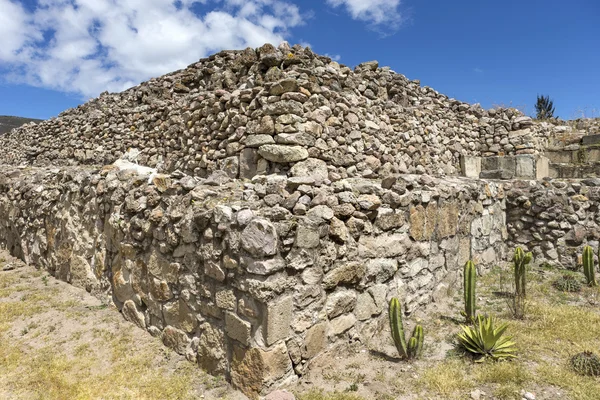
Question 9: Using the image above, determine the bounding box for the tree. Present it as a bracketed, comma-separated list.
[535, 95, 556, 119]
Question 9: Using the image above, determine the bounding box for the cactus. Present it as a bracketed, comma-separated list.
[513, 247, 532, 298]
[389, 297, 408, 359]
[512, 247, 532, 319]
[571, 351, 600, 376]
[553, 275, 582, 292]
[582, 245, 597, 286]
[463, 260, 476, 323]
[388, 297, 424, 360]
[408, 325, 424, 359]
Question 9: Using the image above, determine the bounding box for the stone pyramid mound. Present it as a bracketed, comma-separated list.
[0, 43, 549, 179]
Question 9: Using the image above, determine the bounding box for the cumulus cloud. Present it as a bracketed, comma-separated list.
[326, 0, 402, 26]
[0, 0, 304, 97]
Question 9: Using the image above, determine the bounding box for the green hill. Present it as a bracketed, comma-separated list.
[0, 116, 42, 135]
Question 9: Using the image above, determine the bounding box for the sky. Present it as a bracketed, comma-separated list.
[0, 0, 598, 120]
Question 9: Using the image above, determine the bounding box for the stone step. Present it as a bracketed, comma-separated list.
[549, 161, 600, 179]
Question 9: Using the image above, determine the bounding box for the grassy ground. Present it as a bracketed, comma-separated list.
[290, 262, 600, 400]
[3, 247, 600, 400]
[0, 252, 243, 400]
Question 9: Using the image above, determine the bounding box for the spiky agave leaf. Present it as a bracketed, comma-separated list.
[457, 315, 517, 361]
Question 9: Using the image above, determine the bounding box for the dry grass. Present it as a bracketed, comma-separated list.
[294, 262, 600, 400]
[0, 257, 237, 400]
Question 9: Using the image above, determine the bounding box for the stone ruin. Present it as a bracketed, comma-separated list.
[1, 42, 600, 398]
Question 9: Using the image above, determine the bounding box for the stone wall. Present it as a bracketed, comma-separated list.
[0, 164, 507, 397]
[506, 178, 600, 268]
[0, 43, 552, 181]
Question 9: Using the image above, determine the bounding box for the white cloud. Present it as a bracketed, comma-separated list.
[0, 0, 39, 62]
[326, 0, 401, 26]
[0, 0, 304, 97]
[474, 67, 484, 74]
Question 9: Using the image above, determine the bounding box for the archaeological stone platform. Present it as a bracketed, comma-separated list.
[1, 43, 599, 398]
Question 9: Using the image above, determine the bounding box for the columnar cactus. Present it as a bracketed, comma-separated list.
[407, 325, 424, 359]
[583, 245, 597, 286]
[463, 260, 476, 323]
[389, 297, 408, 359]
[513, 247, 533, 298]
[389, 297, 424, 360]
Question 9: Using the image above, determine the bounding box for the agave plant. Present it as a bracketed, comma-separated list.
[457, 315, 517, 361]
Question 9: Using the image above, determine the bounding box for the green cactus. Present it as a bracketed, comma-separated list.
[511, 247, 532, 319]
[389, 297, 408, 359]
[408, 325, 424, 359]
[571, 351, 600, 376]
[388, 297, 424, 360]
[513, 247, 532, 298]
[553, 275, 582, 292]
[582, 245, 597, 286]
[463, 260, 476, 323]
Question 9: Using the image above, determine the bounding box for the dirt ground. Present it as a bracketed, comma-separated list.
[0, 250, 246, 400]
[3, 247, 600, 400]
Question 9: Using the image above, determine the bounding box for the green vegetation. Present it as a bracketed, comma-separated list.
[535, 94, 556, 119]
[553, 274, 582, 292]
[512, 247, 532, 319]
[570, 351, 600, 377]
[582, 245, 597, 286]
[462, 260, 476, 323]
[457, 315, 517, 361]
[389, 297, 424, 360]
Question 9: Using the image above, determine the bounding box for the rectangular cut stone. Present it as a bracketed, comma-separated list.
[225, 311, 252, 346]
[535, 156, 549, 180]
[582, 134, 600, 145]
[515, 155, 535, 178]
[263, 295, 293, 346]
[460, 156, 481, 178]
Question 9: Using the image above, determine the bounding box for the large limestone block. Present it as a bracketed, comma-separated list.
[358, 233, 409, 258]
[241, 218, 278, 257]
[226, 311, 252, 346]
[461, 156, 481, 178]
[263, 295, 294, 346]
[409, 204, 438, 241]
[290, 158, 328, 184]
[258, 145, 309, 163]
[302, 322, 328, 359]
[515, 155, 535, 178]
[325, 290, 357, 318]
[231, 342, 293, 399]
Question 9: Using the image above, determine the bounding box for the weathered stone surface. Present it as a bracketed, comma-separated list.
[358, 234, 409, 258]
[232, 342, 292, 399]
[162, 325, 190, 355]
[264, 296, 294, 345]
[329, 314, 356, 336]
[197, 323, 227, 374]
[323, 262, 366, 289]
[258, 145, 309, 163]
[325, 290, 357, 318]
[122, 299, 146, 329]
[290, 158, 328, 183]
[303, 322, 328, 359]
[226, 311, 252, 346]
[241, 218, 278, 257]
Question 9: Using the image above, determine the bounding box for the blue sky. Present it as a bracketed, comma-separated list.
[0, 0, 598, 120]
